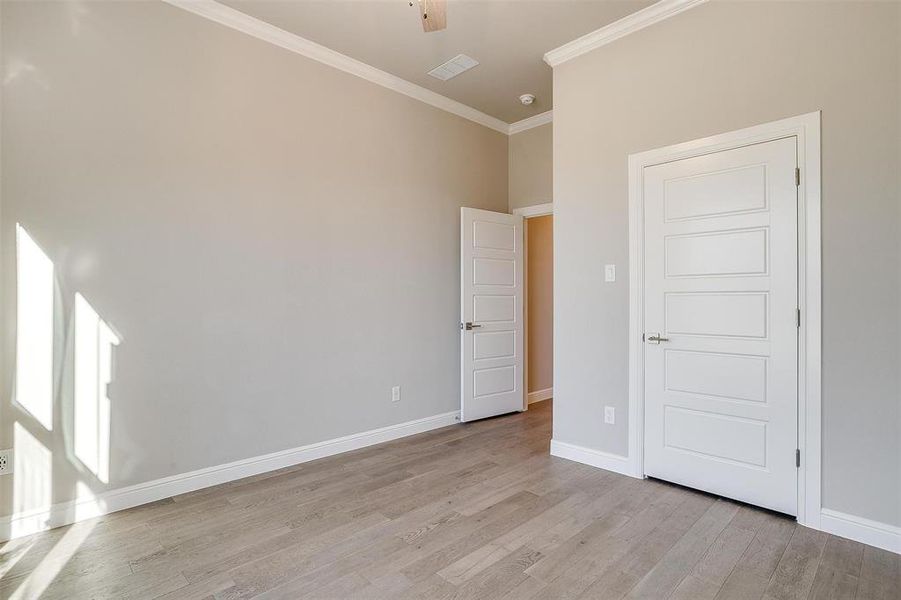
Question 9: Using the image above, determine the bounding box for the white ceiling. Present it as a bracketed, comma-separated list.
[219, 0, 654, 124]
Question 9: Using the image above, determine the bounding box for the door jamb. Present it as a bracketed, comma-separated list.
[513, 202, 554, 412]
[626, 112, 821, 528]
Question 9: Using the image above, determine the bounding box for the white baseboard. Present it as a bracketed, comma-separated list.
[0, 410, 460, 542]
[820, 508, 901, 554]
[528, 388, 553, 404]
[549, 443, 899, 555]
[550, 439, 638, 478]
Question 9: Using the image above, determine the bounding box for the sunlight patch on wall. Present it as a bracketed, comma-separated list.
[15, 224, 55, 430]
[12, 423, 52, 539]
[74, 294, 118, 484]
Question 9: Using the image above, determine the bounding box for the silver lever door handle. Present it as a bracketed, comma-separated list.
[646, 333, 669, 344]
[464, 322, 482, 331]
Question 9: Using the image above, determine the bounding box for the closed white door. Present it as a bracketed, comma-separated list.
[460, 208, 524, 422]
[643, 137, 799, 515]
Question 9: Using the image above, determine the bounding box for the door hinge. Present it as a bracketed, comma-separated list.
[795, 167, 801, 187]
[796, 308, 801, 328]
[796, 449, 801, 468]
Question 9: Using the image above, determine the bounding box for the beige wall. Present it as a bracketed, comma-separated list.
[0, 0, 507, 524]
[509, 123, 553, 210]
[527, 215, 553, 394]
[554, 0, 900, 526]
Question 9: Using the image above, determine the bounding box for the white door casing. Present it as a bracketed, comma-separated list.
[642, 137, 799, 515]
[460, 208, 524, 422]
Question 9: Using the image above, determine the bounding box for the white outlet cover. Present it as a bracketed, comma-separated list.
[391, 386, 401, 402]
[0, 449, 12, 475]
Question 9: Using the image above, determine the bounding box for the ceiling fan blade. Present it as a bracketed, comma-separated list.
[417, 0, 446, 32]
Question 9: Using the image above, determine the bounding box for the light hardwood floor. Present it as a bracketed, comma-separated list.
[1, 401, 897, 599]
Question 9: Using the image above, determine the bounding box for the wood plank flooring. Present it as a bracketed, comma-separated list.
[1, 402, 897, 599]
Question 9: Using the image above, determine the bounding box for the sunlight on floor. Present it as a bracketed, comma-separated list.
[0, 536, 36, 580]
[5, 518, 96, 600]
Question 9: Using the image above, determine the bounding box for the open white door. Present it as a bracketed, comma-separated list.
[460, 208, 524, 422]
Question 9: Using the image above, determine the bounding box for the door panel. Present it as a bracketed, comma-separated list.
[664, 164, 768, 220]
[473, 295, 515, 322]
[473, 221, 516, 250]
[644, 137, 798, 515]
[665, 292, 769, 338]
[473, 331, 516, 360]
[664, 350, 767, 404]
[665, 229, 768, 277]
[473, 258, 515, 286]
[663, 406, 768, 468]
[461, 208, 524, 422]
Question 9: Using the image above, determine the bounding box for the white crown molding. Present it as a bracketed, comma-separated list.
[543, 0, 709, 67]
[0, 409, 459, 542]
[508, 110, 553, 135]
[162, 0, 510, 134]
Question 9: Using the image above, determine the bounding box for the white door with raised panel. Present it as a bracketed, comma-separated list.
[460, 208, 524, 422]
[643, 137, 799, 515]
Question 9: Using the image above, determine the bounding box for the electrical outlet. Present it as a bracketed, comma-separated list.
[0, 449, 12, 475]
[391, 386, 401, 403]
[604, 406, 615, 425]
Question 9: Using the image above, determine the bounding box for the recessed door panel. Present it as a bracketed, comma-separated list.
[665, 350, 767, 403]
[664, 406, 767, 468]
[665, 292, 768, 338]
[473, 258, 515, 287]
[664, 164, 767, 221]
[473, 295, 515, 323]
[665, 229, 767, 277]
[473, 221, 516, 251]
[473, 331, 515, 360]
[474, 365, 516, 398]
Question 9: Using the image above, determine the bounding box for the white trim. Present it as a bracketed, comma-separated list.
[627, 112, 823, 526]
[508, 111, 553, 135]
[543, 0, 708, 67]
[820, 509, 901, 555]
[512, 203, 554, 218]
[0, 410, 459, 542]
[528, 388, 553, 404]
[162, 0, 509, 134]
[550, 439, 637, 478]
[517, 203, 554, 410]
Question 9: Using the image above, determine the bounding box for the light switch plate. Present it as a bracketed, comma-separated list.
[391, 386, 401, 402]
[604, 406, 615, 425]
[604, 264, 616, 282]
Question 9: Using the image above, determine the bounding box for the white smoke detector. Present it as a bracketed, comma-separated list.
[519, 93, 536, 106]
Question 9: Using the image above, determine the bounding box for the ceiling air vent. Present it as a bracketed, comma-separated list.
[427, 54, 479, 81]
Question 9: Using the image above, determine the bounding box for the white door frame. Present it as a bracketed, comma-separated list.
[512, 202, 554, 411]
[627, 112, 822, 528]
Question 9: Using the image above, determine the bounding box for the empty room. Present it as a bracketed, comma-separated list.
[1, 0, 899, 598]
